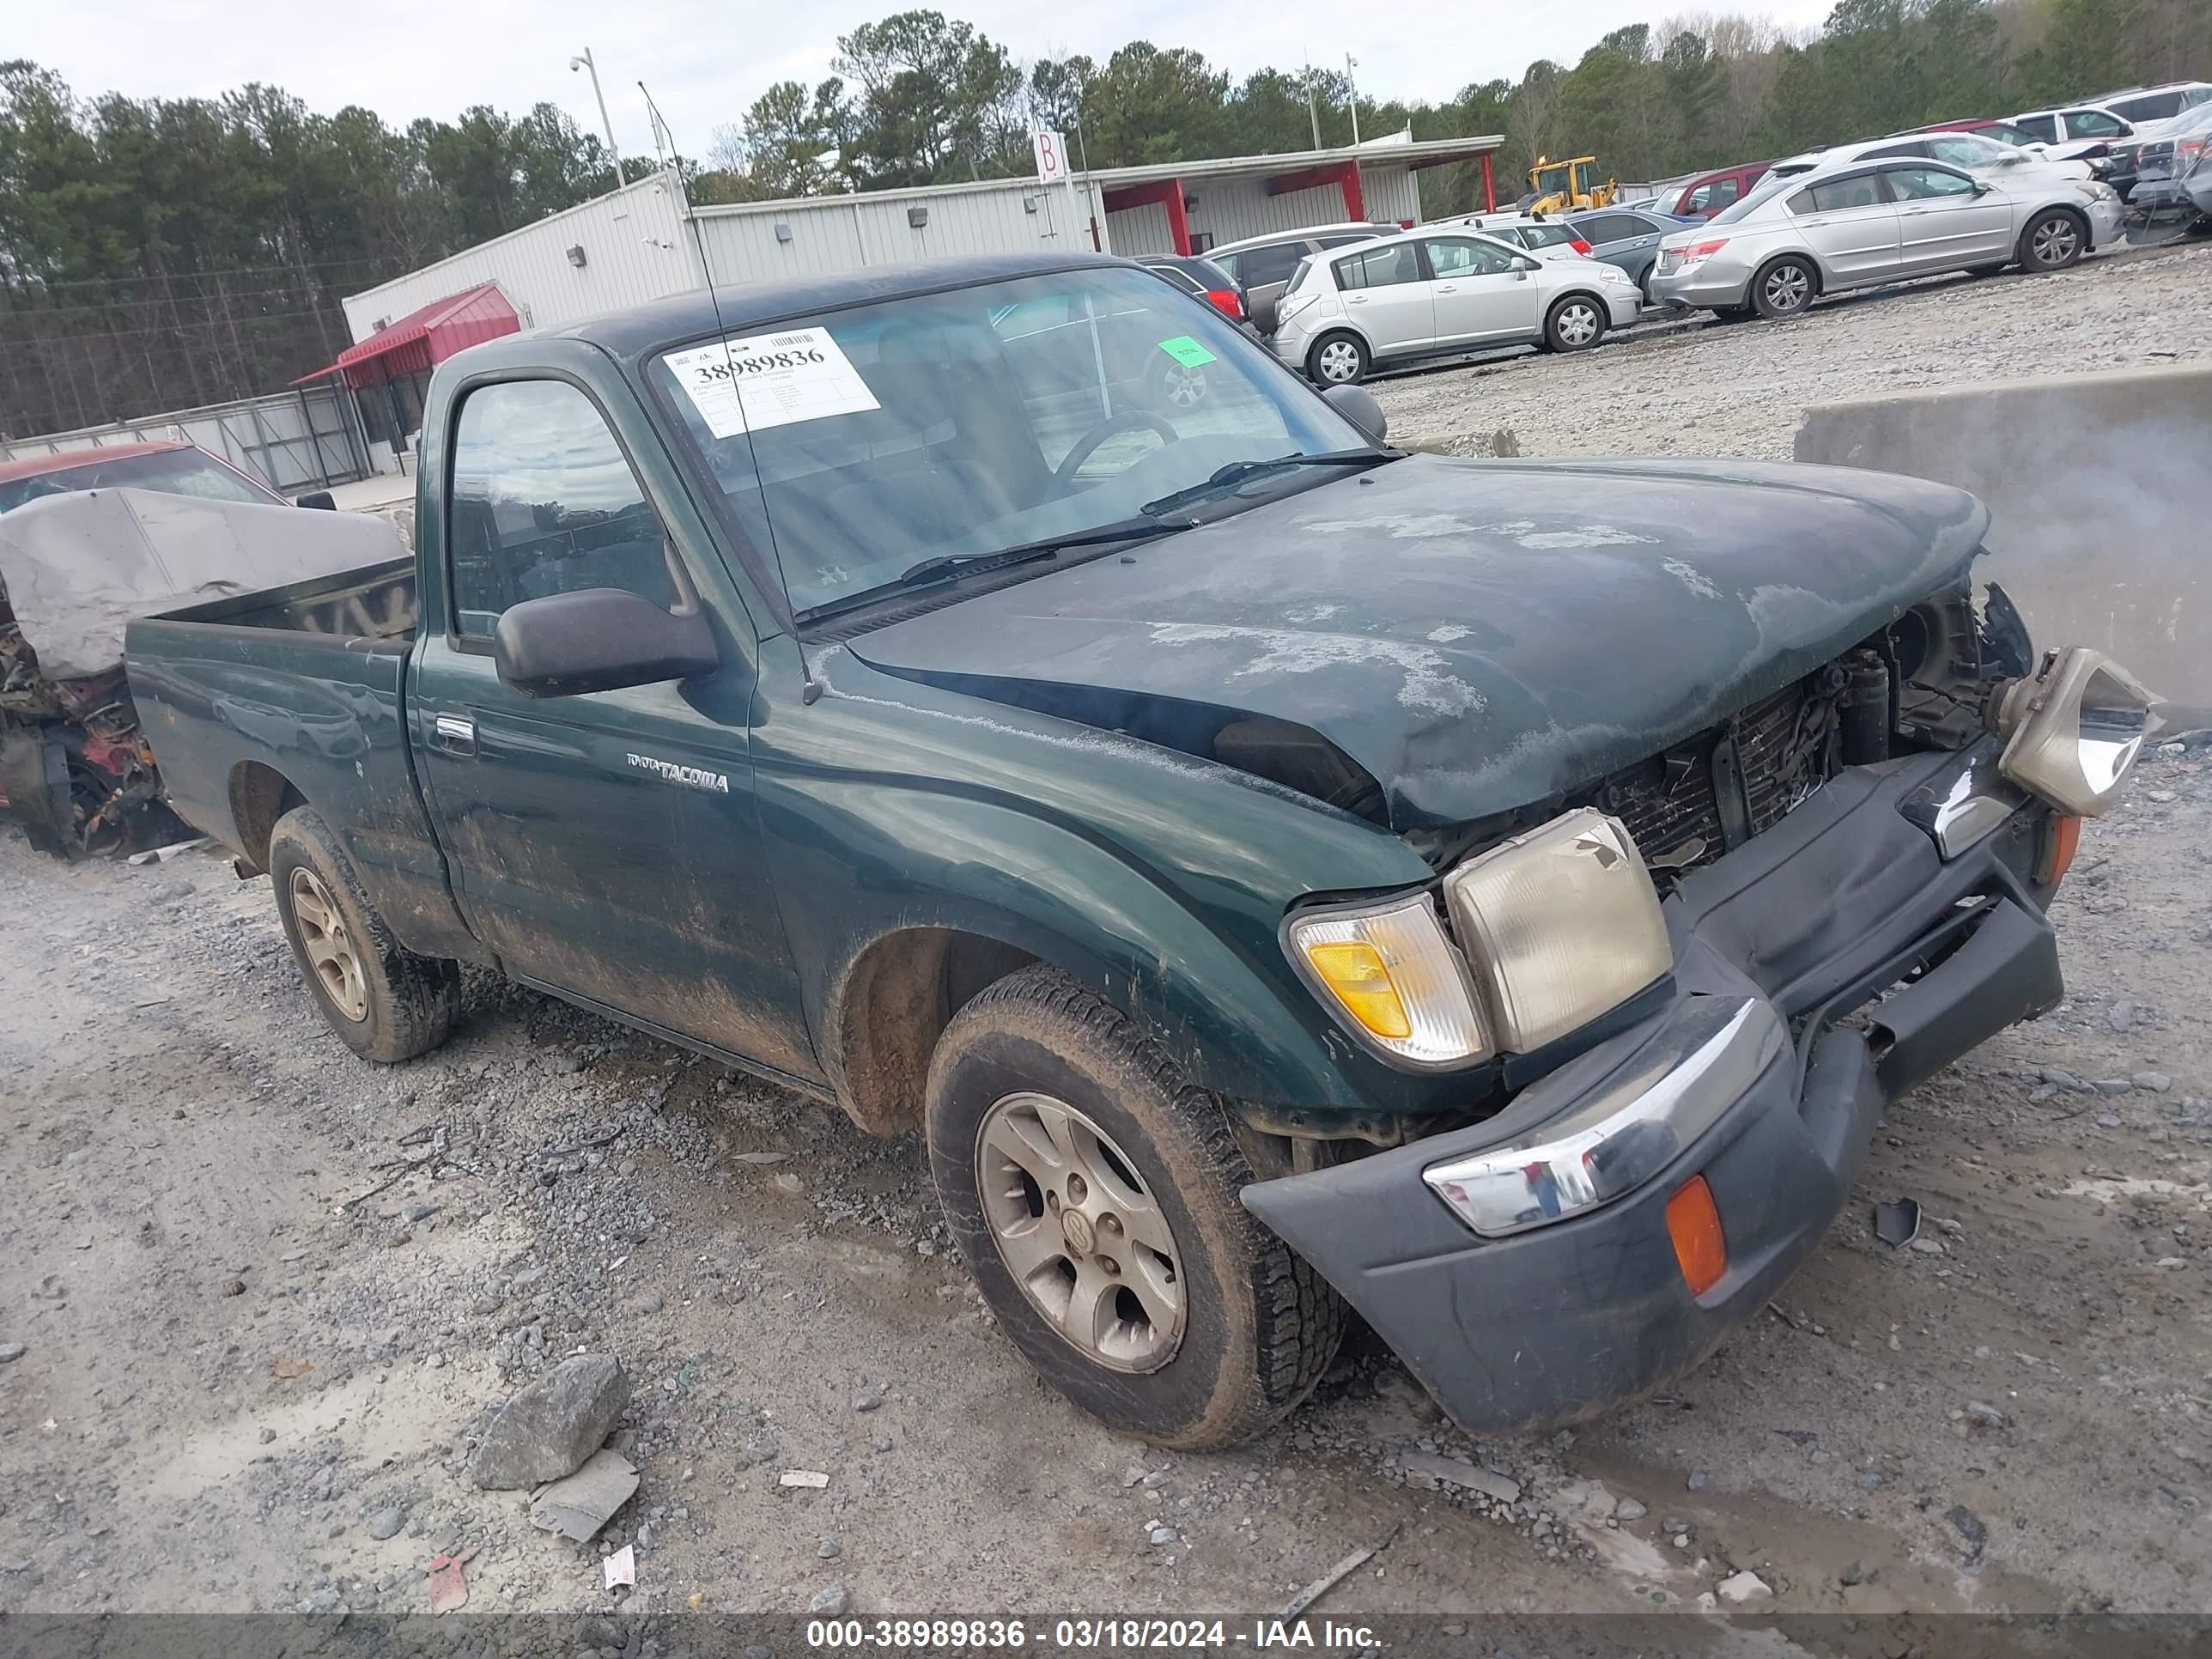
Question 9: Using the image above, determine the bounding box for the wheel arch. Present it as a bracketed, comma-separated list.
[1753, 249, 1826, 296]
[228, 759, 307, 873]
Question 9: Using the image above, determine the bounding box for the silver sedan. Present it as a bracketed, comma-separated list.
[1647, 155, 2124, 319]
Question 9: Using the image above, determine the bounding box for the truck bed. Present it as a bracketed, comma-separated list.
[124, 556, 461, 949]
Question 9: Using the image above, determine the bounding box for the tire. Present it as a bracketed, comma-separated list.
[1544, 293, 1607, 353]
[2019, 209, 2087, 272]
[1750, 256, 1817, 319]
[267, 805, 460, 1062]
[926, 963, 1344, 1450]
[1306, 331, 1369, 386]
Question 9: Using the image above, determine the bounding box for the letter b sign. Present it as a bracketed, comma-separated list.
[1033, 131, 1066, 184]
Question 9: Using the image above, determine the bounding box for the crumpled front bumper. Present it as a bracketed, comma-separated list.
[1242, 748, 2063, 1434]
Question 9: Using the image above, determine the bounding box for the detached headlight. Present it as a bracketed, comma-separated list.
[1285, 895, 1487, 1068]
[1597, 264, 1632, 283]
[1441, 808, 1673, 1054]
[1990, 647, 2160, 817]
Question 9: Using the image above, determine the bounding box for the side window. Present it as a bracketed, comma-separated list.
[1421, 237, 1515, 277]
[1576, 214, 1636, 245]
[2014, 113, 2059, 143]
[1800, 172, 1889, 212]
[446, 380, 678, 640]
[1885, 164, 1978, 200]
[1334, 244, 1425, 290]
[1235, 242, 1307, 287]
[1861, 141, 1927, 160]
[2063, 108, 2127, 137]
[2112, 92, 2179, 121]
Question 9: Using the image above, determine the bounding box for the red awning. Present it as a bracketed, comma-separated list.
[295, 283, 520, 387]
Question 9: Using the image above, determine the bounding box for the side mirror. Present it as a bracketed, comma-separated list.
[295, 490, 337, 510]
[1514, 255, 1542, 272]
[1971, 179, 1994, 196]
[494, 587, 719, 698]
[1322, 383, 1387, 444]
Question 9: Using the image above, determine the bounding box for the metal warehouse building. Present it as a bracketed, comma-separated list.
[337, 131, 1502, 374]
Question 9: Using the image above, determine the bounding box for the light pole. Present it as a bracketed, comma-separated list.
[1345, 53, 1361, 147]
[569, 48, 628, 186]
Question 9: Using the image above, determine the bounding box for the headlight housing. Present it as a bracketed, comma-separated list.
[1990, 646, 2159, 816]
[1441, 808, 1673, 1054]
[1284, 895, 1487, 1068]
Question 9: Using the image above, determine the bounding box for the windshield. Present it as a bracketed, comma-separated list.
[0, 448, 279, 514]
[1707, 172, 1796, 225]
[1925, 131, 2014, 167]
[649, 266, 1371, 617]
[1534, 166, 1571, 194]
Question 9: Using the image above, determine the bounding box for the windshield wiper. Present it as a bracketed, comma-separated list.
[896, 517, 1188, 589]
[1139, 450, 1388, 518]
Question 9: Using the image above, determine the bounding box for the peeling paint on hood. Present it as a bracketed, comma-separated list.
[845, 453, 1991, 830]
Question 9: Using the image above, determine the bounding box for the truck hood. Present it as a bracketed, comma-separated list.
[844, 454, 1990, 830]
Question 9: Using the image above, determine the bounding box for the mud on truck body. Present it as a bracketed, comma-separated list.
[125, 253, 2158, 1448]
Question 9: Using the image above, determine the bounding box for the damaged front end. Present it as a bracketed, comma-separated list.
[1244, 586, 2158, 1433]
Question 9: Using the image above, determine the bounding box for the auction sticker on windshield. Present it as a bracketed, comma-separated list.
[1157, 335, 1218, 368]
[663, 329, 881, 437]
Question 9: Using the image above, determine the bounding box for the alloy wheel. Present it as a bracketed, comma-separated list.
[2031, 216, 2081, 267]
[290, 866, 369, 1022]
[975, 1091, 1186, 1372]
[1764, 264, 1811, 313]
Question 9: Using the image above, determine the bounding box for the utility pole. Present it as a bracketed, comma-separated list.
[1304, 59, 1322, 149]
[570, 48, 629, 186]
[1346, 54, 1361, 147]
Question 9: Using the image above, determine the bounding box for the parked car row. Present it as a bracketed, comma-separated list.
[1131, 80, 2201, 386]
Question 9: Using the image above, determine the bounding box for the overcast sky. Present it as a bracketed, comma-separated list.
[20, 0, 1835, 159]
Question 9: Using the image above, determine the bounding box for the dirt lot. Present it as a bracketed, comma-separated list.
[1371, 237, 2212, 459]
[3, 242, 2210, 1636]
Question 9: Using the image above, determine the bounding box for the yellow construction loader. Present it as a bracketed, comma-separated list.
[1525, 155, 1618, 215]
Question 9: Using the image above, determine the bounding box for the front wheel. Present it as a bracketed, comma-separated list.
[2020, 210, 2086, 272]
[926, 965, 1343, 1449]
[1544, 294, 1607, 352]
[1751, 256, 1817, 319]
[269, 805, 460, 1062]
[1307, 331, 1369, 386]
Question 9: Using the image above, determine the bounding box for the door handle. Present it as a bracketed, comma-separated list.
[433, 714, 477, 757]
[1346, 294, 1366, 304]
[1437, 284, 1458, 293]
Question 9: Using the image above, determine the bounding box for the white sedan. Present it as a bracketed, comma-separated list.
[1272, 227, 1641, 384]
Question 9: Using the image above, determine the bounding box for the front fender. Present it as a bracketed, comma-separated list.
[752, 640, 1464, 1126]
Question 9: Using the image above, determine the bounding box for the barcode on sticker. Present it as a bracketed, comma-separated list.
[771, 333, 810, 348]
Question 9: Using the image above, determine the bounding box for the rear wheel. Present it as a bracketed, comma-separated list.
[926, 964, 1343, 1449]
[1543, 294, 1607, 352]
[1307, 331, 1369, 386]
[2019, 209, 2086, 272]
[268, 805, 460, 1062]
[1751, 256, 1817, 319]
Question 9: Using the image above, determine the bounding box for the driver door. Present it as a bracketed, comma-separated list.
[1422, 236, 1542, 344]
[410, 372, 819, 1080]
[1881, 162, 2014, 268]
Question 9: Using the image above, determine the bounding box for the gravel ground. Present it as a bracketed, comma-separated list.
[3, 247, 2210, 1632]
[1370, 238, 2212, 459]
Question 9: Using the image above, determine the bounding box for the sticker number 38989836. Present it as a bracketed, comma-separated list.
[661, 327, 882, 439]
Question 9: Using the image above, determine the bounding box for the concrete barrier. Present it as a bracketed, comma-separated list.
[1795, 364, 2211, 724]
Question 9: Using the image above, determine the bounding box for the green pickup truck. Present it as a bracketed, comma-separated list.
[126, 252, 2154, 1450]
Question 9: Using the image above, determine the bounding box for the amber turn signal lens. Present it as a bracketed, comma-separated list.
[1666, 1176, 1728, 1297]
[2040, 814, 2082, 887]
